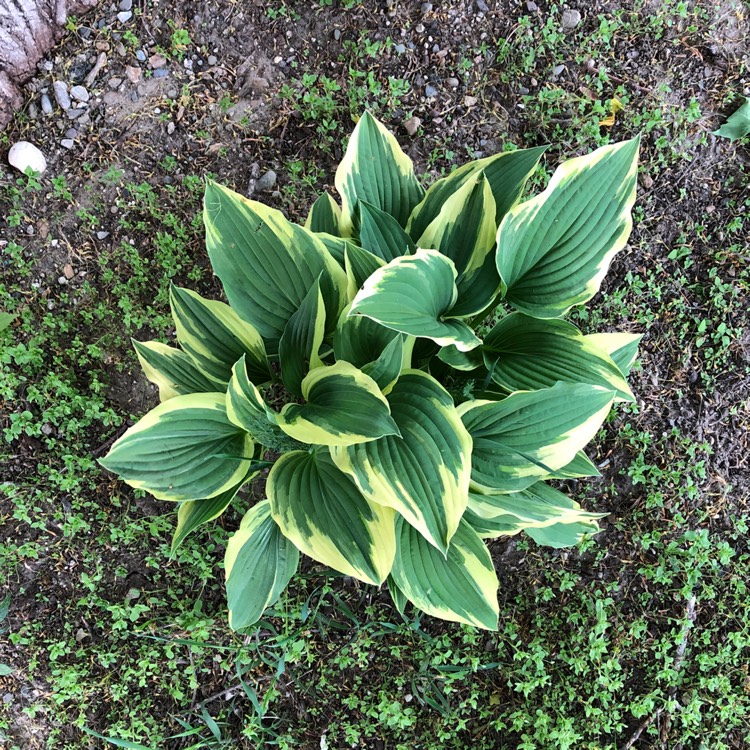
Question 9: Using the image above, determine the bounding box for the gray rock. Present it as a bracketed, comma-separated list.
[41, 94, 53, 115]
[256, 170, 277, 192]
[117, 11, 133, 22]
[70, 85, 89, 102]
[65, 128, 78, 139]
[28, 102, 39, 119]
[66, 108, 85, 119]
[207, 54, 218, 66]
[476, 0, 489, 11]
[552, 64, 566, 76]
[119, 0, 132, 9]
[333, 29, 341, 41]
[96, 231, 110, 240]
[425, 84, 437, 98]
[53, 81, 71, 110]
[447, 77, 459, 88]
[394, 43, 406, 54]
[403, 116, 421, 136]
[562, 9, 582, 29]
[421, 2, 433, 12]
[153, 68, 169, 78]
[136, 49, 147, 62]
[526, 1, 538, 10]
[9, 141, 47, 174]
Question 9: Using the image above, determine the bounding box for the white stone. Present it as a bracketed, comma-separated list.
[8, 141, 47, 175]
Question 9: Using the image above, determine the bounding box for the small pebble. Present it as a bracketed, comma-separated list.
[28, 102, 39, 119]
[562, 8, 582, 29]
[207, 54, 218, 66]
[136, 49, 146, 62]
[53, 80, 71, 110]
[96, 231, 110, 240]
[166, 122, 175, 134]
[421, 2, 433, 12]
[41, 94, 53, 114]
[65, 128, 78, 139]
[66, 109, 84, 119]
[333, 29, 341, 41]
[57, 276, 69, 285]
[526, 0, 538, 10]
[149, 53, 167, 69]
[476, 0, 489, 11]
[70, 84, 89, 102]
[153, 68, 169, 78]
[255, 170, 277, 192]
[403, 116, 421, 136]
[446, 77, 459, 88]
[394, 43, 406, 54]
[117, 10, 132, 22]
[63, 264, 75, 279]
[552, 64, 566, 76]
[61, 139, 75, 149]
[8, 141, 47, 174]
[119, 0, 132, 9]
[464, 95, 478, 107]
[125, 66, 141, 83]
[425, 84, 437, 97]
[109, 77, 123, 89]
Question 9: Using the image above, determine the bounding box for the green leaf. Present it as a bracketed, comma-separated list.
[349, 248, 481, 352]
[0, 664, 11, 676]
[306, 193, 342, 235]
[415, 171, 501, 317]
[335, 111, 425, 232]
[268, 448, 396, 585]
[713, 97, 750, 141]
[279, 279, 326, 397]
[225, 357, 302, 452]
[497, 138, 640, 318]
[345, 243, 386, 294]
[81, 728, 153, 750]
[331, 370, 472, 554]
[132, 340, 217, 401]
[361, 334, 406, 393]
[467, 482, 605, 526]
[0, 594, 9, 622]
[458, 383, 614, 494]
[204, 181, 347, 348]
[316, 232, 348, 266]
[358, 201, 416, 261]
[277, 361, 401, 447]
[169, 285, 270, 386]
[483, 313, 634, 401]
[406, 146, 547, 241]
[390, 518, 499, 630]
[544, 450, 601, 479]
[526, 520, 600, 548]
[584, 332, 642, 377]
[225, 500, 300, 629]
[171, 473, 255, 553]
[437, 344, 484, 372]
[0, 312, 16, 333]
[462, 507, 523, 539]
[100, 393, 254, 502]
[387, 575, 408, 616]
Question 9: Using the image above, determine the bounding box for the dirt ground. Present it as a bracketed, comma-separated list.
[1, 0, 749, 748]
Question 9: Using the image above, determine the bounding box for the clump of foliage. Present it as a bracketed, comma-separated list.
[101, 112, 641, 631]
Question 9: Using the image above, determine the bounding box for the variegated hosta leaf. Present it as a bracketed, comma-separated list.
[526, 520, 600, 548]
[437, 344, 484, 372]
[462, 507, 523, 539]
[387, 575, 408, 616]
[584, 332, 642, 377]
[335, 111, 425, 233]
[172, 472, 254, 553]
[406, 146, 547, 242]
[277, 361, 400, 447]
[349, 248, 481, 352]
[483, 313, 634, 401]
[390, 517, 499, 630]
[545, 450, 601, 479]
[268, 448, 396, 585]
[331, 370, 471, 554]
[305, 193, 342, 237]
[204, 181, 347, 348]
[416, 172, 501, 317]
[345, 243, 386, 297]
[496, 138, 640, 318]
[278, 279, 326, 397]
[225, 357, 302, 453]
[132, 340, 217, 401]
[358, 200, 416, 262]
[467, 482, 605, 526]
[169, 285, 271, 387]
[361, 335, 406, 394]
[225, 500, 300, 629]
[316, 232, 349, 267]
[100, 393, 254, 502]
[458, 382, 614, 494]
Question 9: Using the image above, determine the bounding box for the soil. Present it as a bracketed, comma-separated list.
[1, 0, 749, 748]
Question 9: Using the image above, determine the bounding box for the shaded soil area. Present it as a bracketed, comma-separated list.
[1, 0, 749, 748]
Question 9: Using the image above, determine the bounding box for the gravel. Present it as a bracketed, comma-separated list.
[52, 81, 71, 110]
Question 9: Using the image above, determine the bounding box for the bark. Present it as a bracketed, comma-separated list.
[0, 0, 99, 127]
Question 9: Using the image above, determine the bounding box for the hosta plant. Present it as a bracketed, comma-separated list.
[101, 112, 641, 631]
